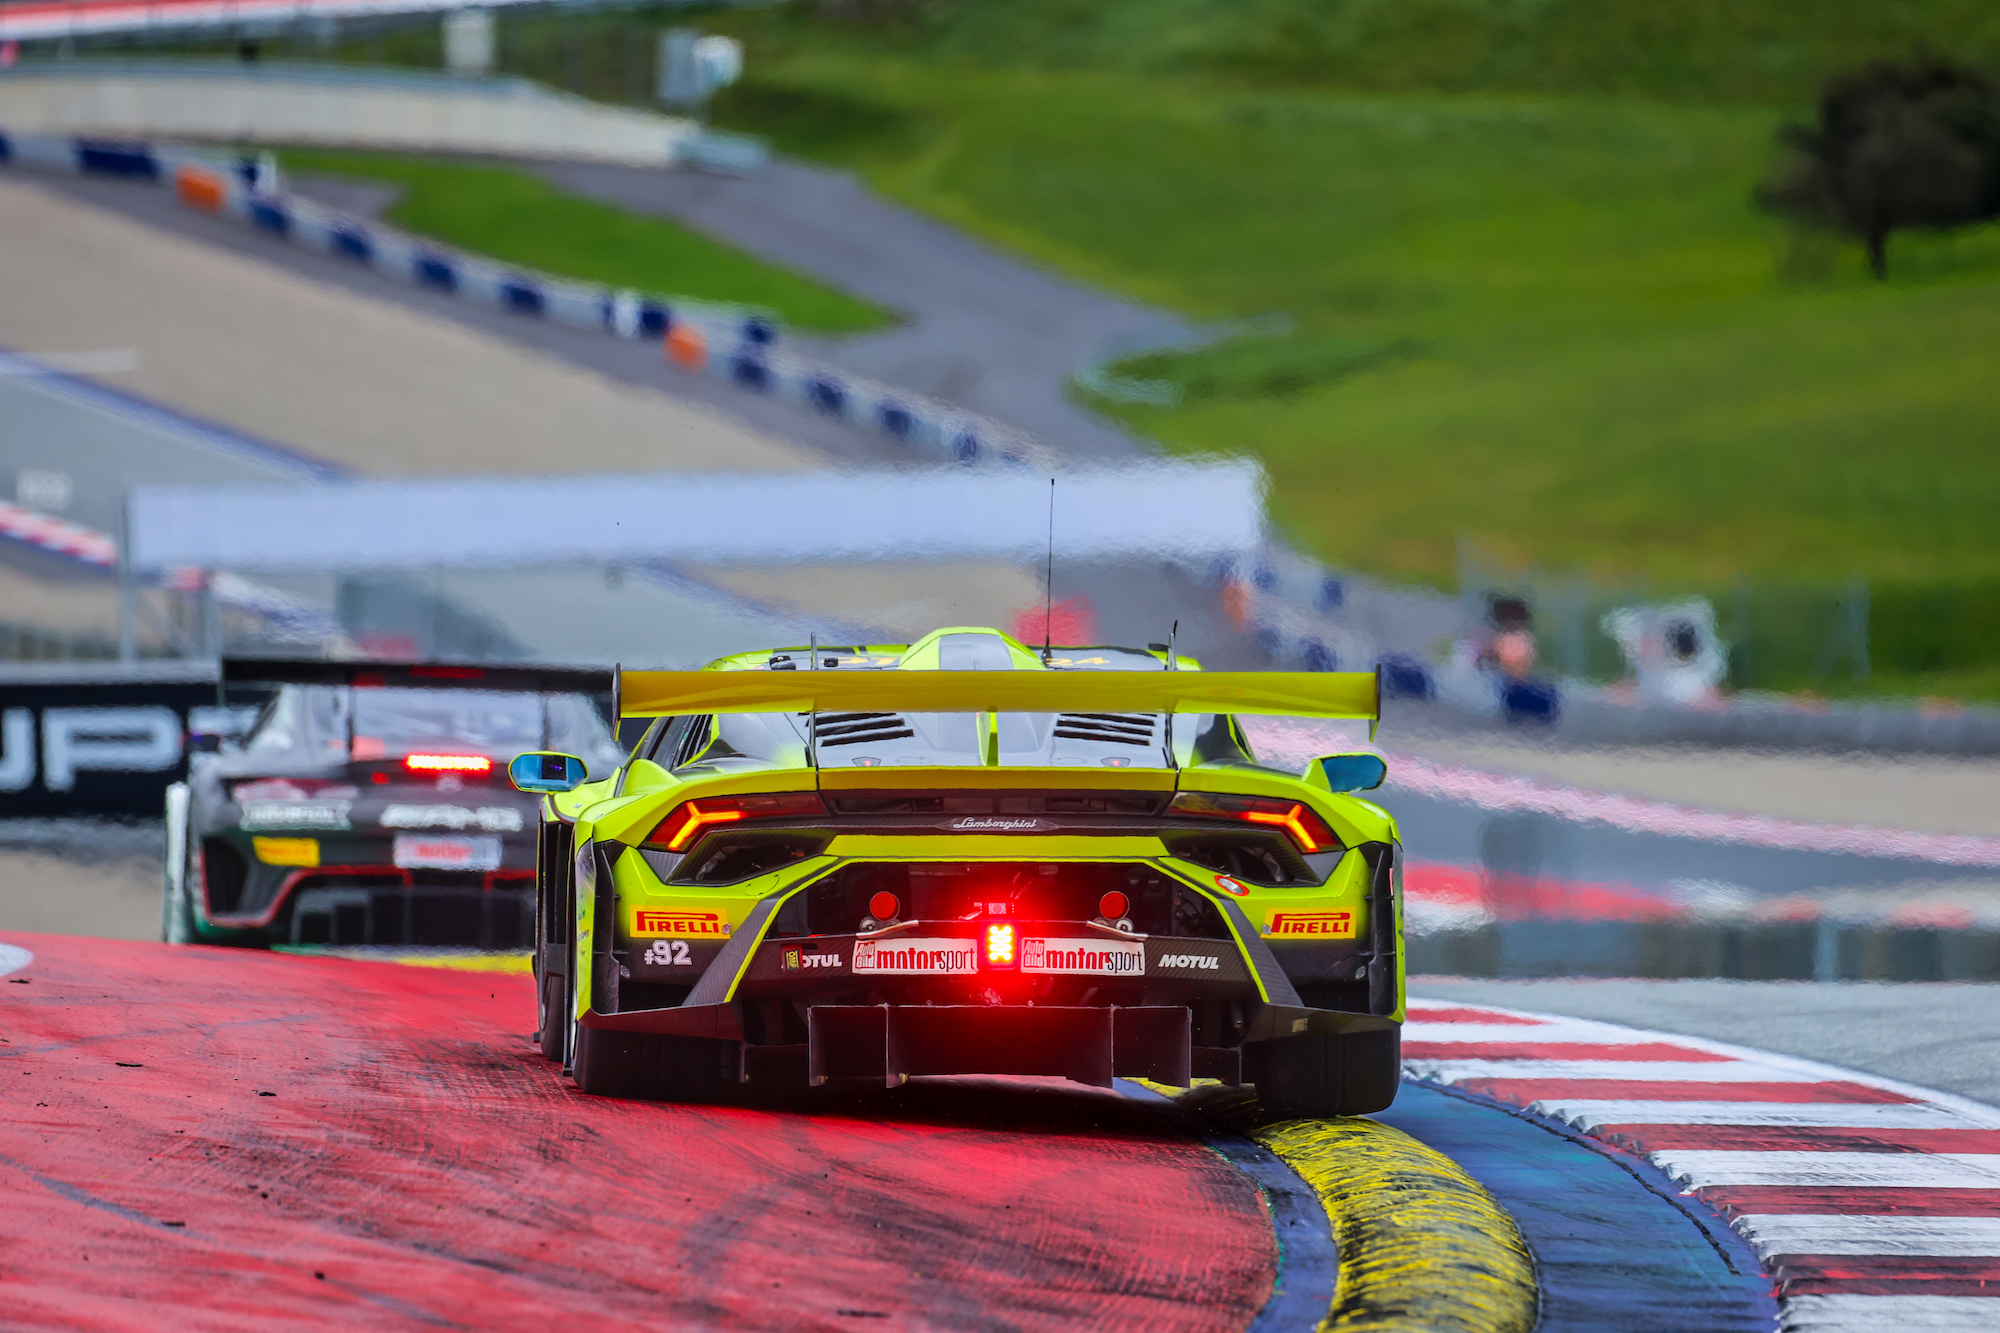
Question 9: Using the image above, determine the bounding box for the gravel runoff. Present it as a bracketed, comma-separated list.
[1411, 976, 2000, 1109]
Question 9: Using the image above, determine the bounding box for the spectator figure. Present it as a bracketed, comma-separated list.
[1602, 598, 1728, 707]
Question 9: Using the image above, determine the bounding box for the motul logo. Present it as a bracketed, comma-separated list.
[1265, 912, 1355, 938]
[1158, 953, 1221, 970]
[633, 909, 731, 937]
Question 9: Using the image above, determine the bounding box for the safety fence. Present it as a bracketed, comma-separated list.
[0, 126, 1043, 469]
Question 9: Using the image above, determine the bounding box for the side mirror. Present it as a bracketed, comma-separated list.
[510, 752, 589, 793]
[1312, 752, 1387, 792]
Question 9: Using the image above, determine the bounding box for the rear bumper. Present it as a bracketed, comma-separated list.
[581, 999, 1398, 1088]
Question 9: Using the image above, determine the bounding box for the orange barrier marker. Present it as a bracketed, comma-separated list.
[666, 322, 706, 371]
[174, 163, 226, 214]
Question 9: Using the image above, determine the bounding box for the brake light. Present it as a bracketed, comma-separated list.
[645, 791, 826, 852]
[405, 754, 492, 774]
[986, 923, 1015, 965]
[1099, 891, 1129, 920]
[1168, 792, 1340, 853]
[870, 891, 900, 922]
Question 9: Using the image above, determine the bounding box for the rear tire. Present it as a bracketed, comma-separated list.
[536, 969, 567, 1063]
[1247, 1027, 1401, 1119]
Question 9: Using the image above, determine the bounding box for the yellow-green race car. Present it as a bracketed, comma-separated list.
[511, 627, 1403, 1117]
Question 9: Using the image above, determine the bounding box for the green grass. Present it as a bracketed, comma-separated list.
[274, 149, 888, 334]
[701, 60, 2000, 593]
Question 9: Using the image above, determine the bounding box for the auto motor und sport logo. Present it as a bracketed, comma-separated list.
[632, 909, 732, 938]
[1020, 938, 1146, 976]
[1264, 911, 1357, 939]
[851, 938, 979, 975]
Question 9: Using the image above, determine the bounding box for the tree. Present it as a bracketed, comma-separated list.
[1759, 58, 2000, 279]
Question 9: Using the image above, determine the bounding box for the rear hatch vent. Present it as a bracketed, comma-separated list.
[814, 712, 915, 748]
[1053, 713, 1158, 746]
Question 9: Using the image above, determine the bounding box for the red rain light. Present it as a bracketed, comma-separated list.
[869, 891, 900, 922]
[1099, 891, 1129, 920]
[404, 754, 492, 774]
[985, 922, 1015, 965]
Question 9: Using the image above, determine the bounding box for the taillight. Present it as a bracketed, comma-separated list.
[1098, 891, 1129, 920]
[869, 891, 900, 922]
[405, 754, 492, 774]
[986, 922, 1015, 966]
[1168, 791, 1340, 853]
[645, 791, 826, 852]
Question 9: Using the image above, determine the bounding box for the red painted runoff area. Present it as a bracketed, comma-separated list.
[0, 935, 1274, 1332]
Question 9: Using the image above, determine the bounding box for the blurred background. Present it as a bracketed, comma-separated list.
[3, 0, 1998, 1041]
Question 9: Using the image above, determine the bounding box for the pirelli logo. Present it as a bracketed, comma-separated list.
[1264, 911, 1356, 939]
[632, 909, 731, 938]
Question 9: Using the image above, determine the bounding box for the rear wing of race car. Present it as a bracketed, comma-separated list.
[221, 658, 614, 696]
[618, 667, 1381, 733]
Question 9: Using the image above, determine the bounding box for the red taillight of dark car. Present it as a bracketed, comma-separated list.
[1166, 791, 1340, 853]
[404, 753, 493, 775]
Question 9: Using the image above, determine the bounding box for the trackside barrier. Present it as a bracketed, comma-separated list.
[0, 127, 1042, 468]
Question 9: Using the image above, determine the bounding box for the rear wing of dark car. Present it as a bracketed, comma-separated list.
[221, 658, 614, 696]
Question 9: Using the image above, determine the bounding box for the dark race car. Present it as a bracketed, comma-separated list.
[163, 660, 621, 950]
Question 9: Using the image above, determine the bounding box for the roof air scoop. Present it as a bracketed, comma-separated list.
[937, 632, 1018, 671]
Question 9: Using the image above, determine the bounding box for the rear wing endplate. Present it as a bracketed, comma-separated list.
[619, 668, 1380, 725]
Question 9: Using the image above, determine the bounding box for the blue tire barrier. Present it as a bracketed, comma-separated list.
[249, 200, 289, 236]
[1380, 653, 1437, 701]
[1300, 638, 1338, 672]
[332, 225, 372, 263]
[414, 253, 457, 292]
[1501, 677, 1561, 724]
[807, 377, 846, 416]
[731, 355, 771, 391]
[76, 139, 158, 179]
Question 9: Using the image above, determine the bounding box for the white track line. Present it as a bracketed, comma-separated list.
[1780, 1295, 2000, 1332]
[1654, 1152, 2000, 1190]
[0, 943, 31, 978]
[1402, 1021, 1711, 1046]
[1533, 1101, 2000, 1131]
[1742, 1215, 2000, 1256]
[1406, 1058, 1825, 1084]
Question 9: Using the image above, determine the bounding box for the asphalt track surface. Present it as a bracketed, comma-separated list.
[0, 935, 1278, 1332]
[539, 159, 1190, 462]
[2, 932, 1824, 1333]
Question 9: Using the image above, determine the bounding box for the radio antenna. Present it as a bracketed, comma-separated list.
[1041, 477, 1056, 664]
[1166, 620, 1178, 670]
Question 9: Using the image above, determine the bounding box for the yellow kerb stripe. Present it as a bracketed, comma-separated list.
[1164, 1084, 1538, 1333]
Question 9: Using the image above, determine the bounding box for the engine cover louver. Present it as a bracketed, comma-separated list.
[1053, 713, 1159, 746]
[814, 712, 916, 747]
